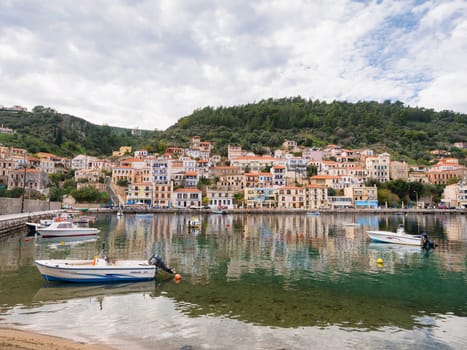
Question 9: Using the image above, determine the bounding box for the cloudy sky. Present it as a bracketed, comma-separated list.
[1, 0, 466, 131]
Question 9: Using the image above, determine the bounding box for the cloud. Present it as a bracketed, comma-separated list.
[0, 0, 466, 131]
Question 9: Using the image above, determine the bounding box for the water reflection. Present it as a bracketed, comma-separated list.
[0, 213, 466, 348]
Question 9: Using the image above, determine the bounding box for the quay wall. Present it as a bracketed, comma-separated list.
[0, 198, 61, 216]
[88, 207, 467, 215]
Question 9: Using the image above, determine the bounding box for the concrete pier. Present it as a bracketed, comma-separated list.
[0, 211, 59, 239]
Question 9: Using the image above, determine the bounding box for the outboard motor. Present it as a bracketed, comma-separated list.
[421, 233, 437, 250]
[148, 254, 174, 274]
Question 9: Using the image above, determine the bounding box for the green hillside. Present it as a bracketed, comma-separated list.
[1, 99, 466, 165]
[161, 98, 466, 164]
[0, 106, 153, 157]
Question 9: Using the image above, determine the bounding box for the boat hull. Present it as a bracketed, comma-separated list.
[36, 228, 100, 238]
[367, 230, 421, 246]
[35, 259, 156, 283]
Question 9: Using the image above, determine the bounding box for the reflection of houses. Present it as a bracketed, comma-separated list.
[172, 188, 202, 208]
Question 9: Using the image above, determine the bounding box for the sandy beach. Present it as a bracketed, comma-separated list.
[0, 327, 115, 350]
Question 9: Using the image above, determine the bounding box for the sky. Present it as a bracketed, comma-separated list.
[0, 0, 466, 131]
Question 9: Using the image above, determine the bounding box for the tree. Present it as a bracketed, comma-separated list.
[233, 192, 244, 208]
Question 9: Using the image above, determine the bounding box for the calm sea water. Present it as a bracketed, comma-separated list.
[0, 212, 466, 350]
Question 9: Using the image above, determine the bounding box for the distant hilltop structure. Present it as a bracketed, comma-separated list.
[0, 124, 14, 135]
[0, 105, 27, 112]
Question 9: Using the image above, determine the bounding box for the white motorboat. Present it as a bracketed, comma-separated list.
[366, 225, 421, 246]
[35, 253, 174, 283]
[36, 220, 100, 238]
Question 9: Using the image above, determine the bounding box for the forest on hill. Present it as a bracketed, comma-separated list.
[161, 98, 466, 165]
[1, 98, 466, 165]
[0, 106, 153, 157]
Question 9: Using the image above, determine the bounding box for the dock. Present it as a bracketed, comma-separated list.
[0, 211, 59, 239]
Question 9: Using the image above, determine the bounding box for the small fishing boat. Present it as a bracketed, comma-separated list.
[188, 217, 201, 228]
[306, 211, 320, 216]
[35, 251, 174, 283]
[366, 225, 421, 246]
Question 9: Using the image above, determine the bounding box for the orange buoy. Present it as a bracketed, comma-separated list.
[174, 273, 182, 281]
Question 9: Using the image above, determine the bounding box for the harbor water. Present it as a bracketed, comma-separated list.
[0, 212, 466, 349]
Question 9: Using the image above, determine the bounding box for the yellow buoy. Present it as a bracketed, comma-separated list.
[377, 258, 383, 264]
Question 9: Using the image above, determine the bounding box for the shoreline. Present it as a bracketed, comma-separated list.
[0, 327, 115, 350]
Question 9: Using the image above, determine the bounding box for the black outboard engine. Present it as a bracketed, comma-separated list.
[421, 233, 437, 250]
[148, 254, 174, 274]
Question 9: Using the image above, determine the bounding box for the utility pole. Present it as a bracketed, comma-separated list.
[20, 152, 27, 213]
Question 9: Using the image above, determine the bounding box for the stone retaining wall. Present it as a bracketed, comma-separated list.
[0, 198, 61, 215]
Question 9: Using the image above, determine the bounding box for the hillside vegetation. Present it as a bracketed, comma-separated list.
[0, 106, 153, 157]
[1, 99, 466, 164]
[162, 98, 466, 164]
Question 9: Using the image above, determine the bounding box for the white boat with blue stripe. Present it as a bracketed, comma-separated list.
[35, 253, 174, 283]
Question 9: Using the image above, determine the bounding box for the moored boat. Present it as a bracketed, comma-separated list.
[36, 220, 100, 238]
[366, 225, 421, 246]
[188, 217, 201, 228]
[35, 252, 174, 283]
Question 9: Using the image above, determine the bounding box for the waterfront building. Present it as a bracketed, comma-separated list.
[244, 187, 276, 208]
[206, 189, 235, 209]
[327, 196, 353, 209]
[344, 186, 378, 208]
[126, 182, 153, 206]
[172, 188, 202, 208]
